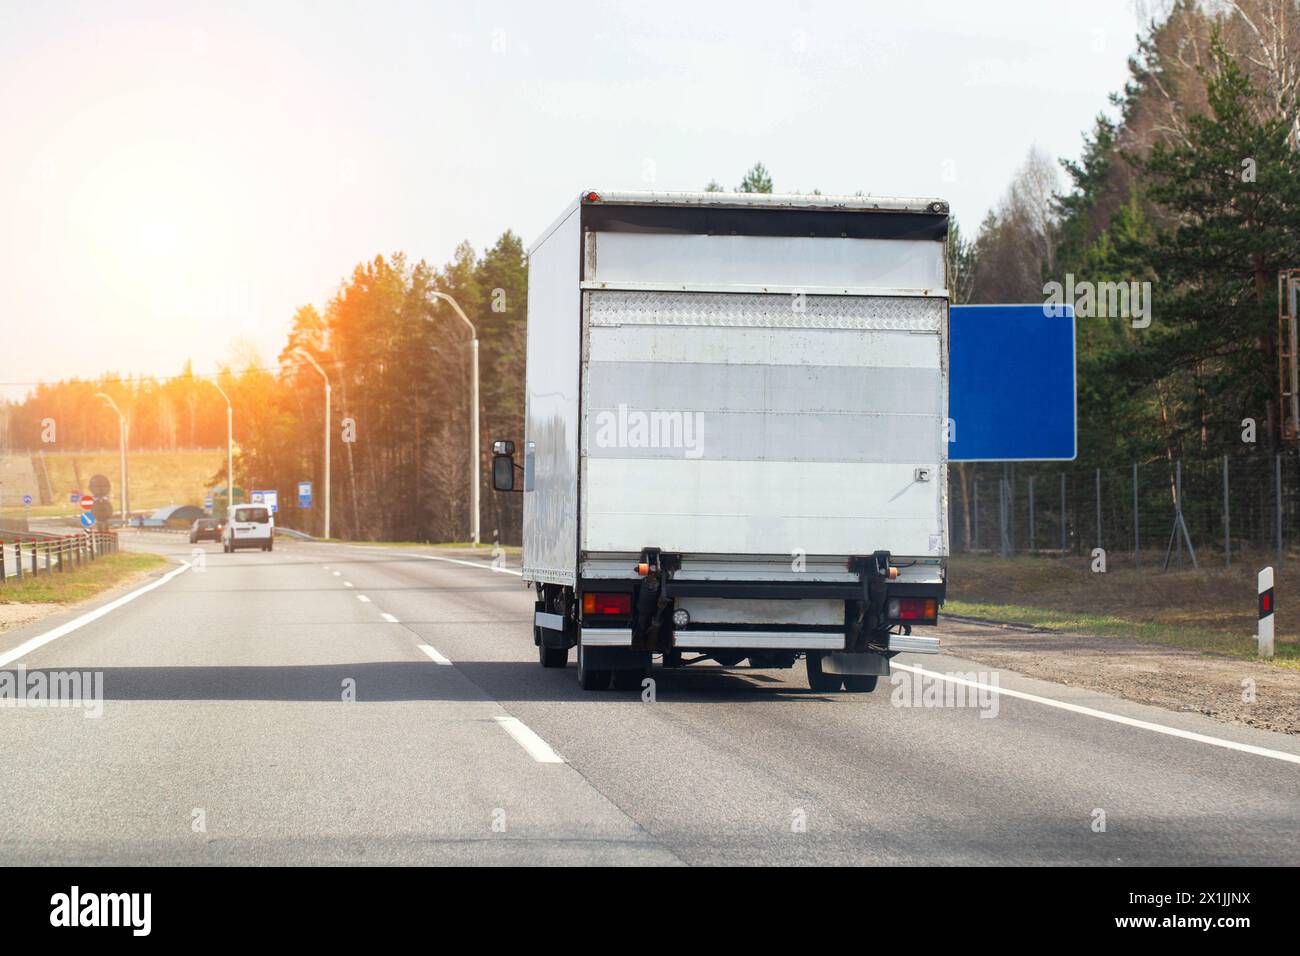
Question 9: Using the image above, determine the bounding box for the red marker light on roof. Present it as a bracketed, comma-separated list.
[585, 191, 600, 202]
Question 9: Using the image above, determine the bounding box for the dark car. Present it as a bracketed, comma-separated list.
[189, 518, 223, 543]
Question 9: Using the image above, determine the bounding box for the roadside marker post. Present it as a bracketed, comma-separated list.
[1258, 567, 1275, 658]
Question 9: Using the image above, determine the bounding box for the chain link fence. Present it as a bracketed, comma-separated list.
[950, 452, 1300, 568]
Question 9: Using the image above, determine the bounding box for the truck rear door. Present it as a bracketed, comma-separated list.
[579, 204, 948, 560]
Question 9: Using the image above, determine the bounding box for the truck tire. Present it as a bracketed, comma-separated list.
[842, 675, 879, 692]
[611, 668, 648, 691]
[539, 643, 568, 668]
[577, 647, 610, 690]
[805, 651, 844, 692]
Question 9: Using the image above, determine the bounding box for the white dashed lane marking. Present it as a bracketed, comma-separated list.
[417, 644, 452, 666]
[493, 716, 565, 764]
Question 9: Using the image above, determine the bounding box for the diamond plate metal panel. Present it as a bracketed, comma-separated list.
[587, 290, 943, 331]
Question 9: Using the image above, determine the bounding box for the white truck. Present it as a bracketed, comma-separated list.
[492, 189, 948, 691]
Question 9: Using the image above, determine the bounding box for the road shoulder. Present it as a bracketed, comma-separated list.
[937, 616, 1299, 735]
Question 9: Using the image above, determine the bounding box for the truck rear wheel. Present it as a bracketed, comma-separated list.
[577, 647, 610, 690]
[805, 651, 844, 692]
[539, 644, 568, 668]
[842, 675, 879, 692]
[611, 668, 648, 691]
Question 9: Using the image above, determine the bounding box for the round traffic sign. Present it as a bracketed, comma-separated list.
[79, 495, 95, 511]
[88, 474, 111, 498]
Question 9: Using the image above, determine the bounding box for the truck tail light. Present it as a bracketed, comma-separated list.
[582, 592, 631, 616]
[888, 598, 937, 621]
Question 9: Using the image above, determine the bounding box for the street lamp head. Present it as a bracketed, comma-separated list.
[430, 290, 478, 339]
[292, 347, 332, 384]
[206, 377, 231, 408]
[93, 392, 123, 417]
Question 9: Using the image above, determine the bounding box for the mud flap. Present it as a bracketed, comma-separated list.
[819, 650, 890, 677]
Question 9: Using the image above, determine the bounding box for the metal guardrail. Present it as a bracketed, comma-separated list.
[0, 530, 120, 583]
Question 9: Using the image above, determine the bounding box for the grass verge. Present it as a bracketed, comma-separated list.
[0, 552, 167, 604]
[945, 554, 1298, 665]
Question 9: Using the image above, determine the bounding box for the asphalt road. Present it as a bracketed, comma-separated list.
[1, 531, 1296, 865]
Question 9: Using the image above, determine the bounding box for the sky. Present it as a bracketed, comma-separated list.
[0, 0, 1150, 399]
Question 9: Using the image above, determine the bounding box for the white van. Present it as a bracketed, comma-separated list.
[223, 505, 274, 552]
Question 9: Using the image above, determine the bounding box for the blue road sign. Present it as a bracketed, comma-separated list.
[298, 481, 312, 509]
[69, 491, 81, 503]
[22, 494, 32, 506]
[80, 511, 96, 529]
[947, 303, 1077, 462]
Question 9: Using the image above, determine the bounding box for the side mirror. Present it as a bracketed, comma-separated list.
[492, 453, 515, 492]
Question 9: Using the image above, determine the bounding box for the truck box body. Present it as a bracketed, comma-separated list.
[515, 190, 949, 689]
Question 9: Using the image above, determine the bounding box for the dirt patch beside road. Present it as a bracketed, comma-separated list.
[937, 616, 1300, 735]
[0, 552, 168, 636]
[0, 603, 62, 635]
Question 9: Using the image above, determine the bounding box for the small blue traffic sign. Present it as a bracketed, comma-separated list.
[22, 494, 32, 506]
[80, 511, 96, 528]
[298, 481, 312, 509]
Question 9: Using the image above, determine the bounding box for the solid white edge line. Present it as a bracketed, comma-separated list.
[345, 545, 522, 576]
[493, 715, 565, 764]
[381, 612, 399, 623]
[356, 594, 370, 603]
[891, 662, 1300, 767]
[417, 644, 452, 665]
[0, 561, 192, 668]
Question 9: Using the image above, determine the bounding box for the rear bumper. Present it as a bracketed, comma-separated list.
[572, 626, 940, 655]
[227, 537, 271, 549]
[887, 632, 941, 654]
[674, 630, 843, 650]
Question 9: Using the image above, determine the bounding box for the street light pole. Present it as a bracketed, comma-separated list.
[93, 393, 128, 522]
[209, 380, 234, 521]
[430, 291, 480, 547]
[293, 349, 331, 540]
